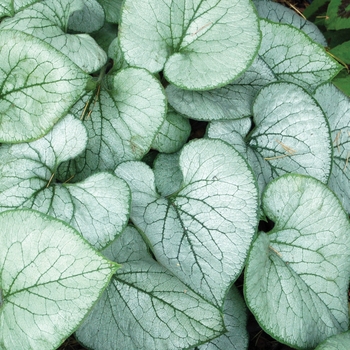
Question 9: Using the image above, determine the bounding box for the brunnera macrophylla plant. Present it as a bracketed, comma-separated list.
[1, 0, 350, 349]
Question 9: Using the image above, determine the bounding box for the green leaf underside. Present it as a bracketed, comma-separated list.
[327, 0, 350, 30]
[0, 115, 130, 249]
[248, 82, 332, 192]
[0, 209, 118, 350]
[58, 67, 166, 182]
[0, 29, 89, 143]
[197, 286, 249, 350]
[314, 83, 350, 213]
[254, 0, 327, 46]
[115, 139, 258, 306]
[0, 0, 107, 73]
[245, 174, 350, 349]
[119, 0, 260, 90]
[315, 330, 350, 349]
[76, 226, 224, 350]
[259, 19, 342, 92]
[166, 57, 276, 121]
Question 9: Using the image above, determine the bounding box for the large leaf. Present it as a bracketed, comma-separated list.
[0, 0, 107, 73]
[244, 174, 350, 349]
[314, 83, 350, 213]
[0, 209, 118, 350]
[259, 19, 342, 92]
[166, 56, 276, 121]
[115, 139, 258, 305]
[119, 0, 260, 90]
[58, 67, 167, 182]
[0, 114, 130, 249]
[0, 29, 91, 143]
[76, 226, 224, 350]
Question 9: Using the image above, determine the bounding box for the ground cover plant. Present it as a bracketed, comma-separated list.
[1, 0, 350, 349]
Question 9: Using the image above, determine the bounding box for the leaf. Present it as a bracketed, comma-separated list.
[119, 0, 260, 90]
[0, 0, 40, 18]
[151, 108, 191, 153]
[329, 40, 350, 64]
[97, 0, 123, 23]
[68, 0, 105, 33]
[0, 0, 107, 73]
[315, 331, 350, 349]
[332, 70, 350, 97]
[0, 114, 130, 249]
[254, 0, 327, 46]
[197, 286, 249, 350]
[244, 174, 350, 349]
[326, 0, 350, 30]
[0, 29, 90, 143]
[76, 226, 224, 350]
[259, 19, 342, 92]
[313, 83, 350, 213]
[166, 57, 276, 121]
[0, 209, 118, 350]
[58, 67, 167, 181]
[115, 139, 259, 305]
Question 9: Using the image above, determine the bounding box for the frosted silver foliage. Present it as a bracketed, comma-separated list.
[119, 0, 260, 90]
[76, 226, 224, 350]
[245, 174, 350, 349]
[0, 209, 118, 350]
[115, 139, 258, 306]
[0, 115, 130, 249]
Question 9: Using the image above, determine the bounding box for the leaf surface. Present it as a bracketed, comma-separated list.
[315, 331, 350, 349]
[0, 209, 118, 350]
[115, 139, 258, 305]
[0, 29, 90, 142]
[76, 226, 224, 350]
[0, 115, 130, 249]
[119, 0, 260, 90]
[245, 174, 350, 349]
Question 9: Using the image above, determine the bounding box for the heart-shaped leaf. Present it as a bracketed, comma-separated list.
[0, 29, 91, 142]
[313, 83, 350, 213]
[115, 139, 258, 305]
[166, 56, 276, 121]
[0, 0, 107, 73]
[58, 67, 166, 182]
[0, 114, 130, 249]
[0, 209, 118, 350]
[258, 19, 342, 92]
[76, 226, 224, 350]
[119, 0, 260, 90]
[245, 174, 350, 349]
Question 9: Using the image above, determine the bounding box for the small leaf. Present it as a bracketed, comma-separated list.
[245, 174, 350, 349]
[259, 19, 342, 91]
[119, 0, 260, 90]
[58, 67, 166, 181]
[326, 0, 350, 30]
[166, 57, 276, 121]
[76, 226, 224, 350]
[0, 209, 118, 350]
[115, 139, 258, 305]
[0, 29, 90, 142]
[0, 115, 130, 249]
[151, 108, 191, 153]
[254, 0, 327, 45]
[314, 83, 350, 213]
[0, 0, 107, 73]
